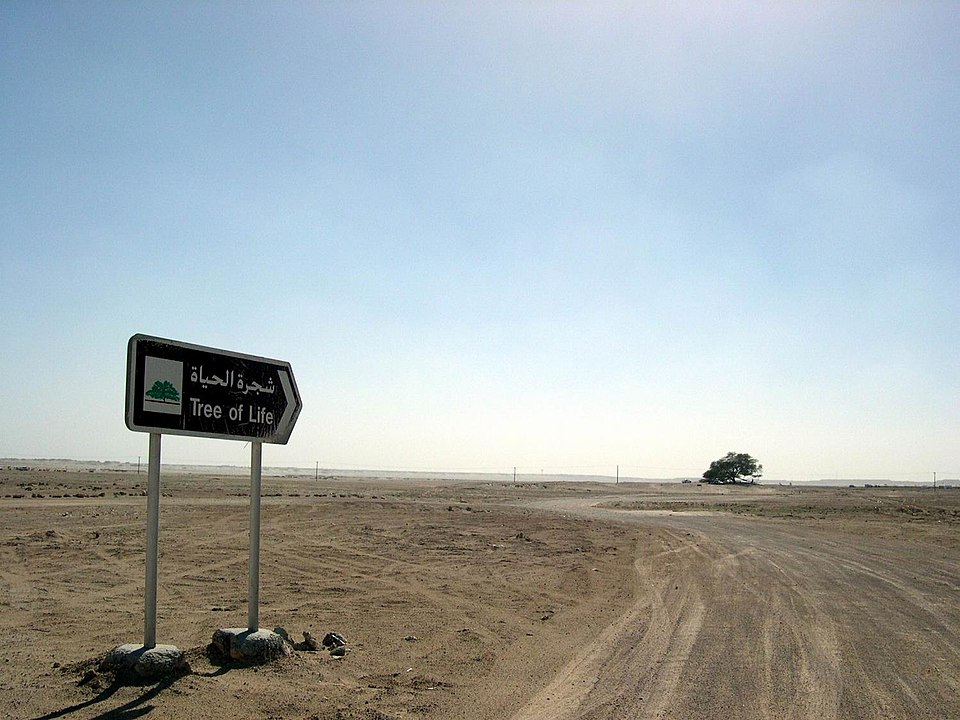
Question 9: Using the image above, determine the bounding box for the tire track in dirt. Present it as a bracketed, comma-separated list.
[509, 529, 707, 720]
[510, 497, 959, 720]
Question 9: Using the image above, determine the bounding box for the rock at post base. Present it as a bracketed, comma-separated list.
[101, 643, 187, 679]
[302, 631, 320, 650]
[322, 631, 346, 649]
[211, 628, 291, 664]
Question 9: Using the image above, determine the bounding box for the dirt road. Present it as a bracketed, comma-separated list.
[2, 468, 958, 719]
[511, 498, 960, 720]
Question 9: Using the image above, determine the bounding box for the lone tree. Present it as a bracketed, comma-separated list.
[702, 452, 762, 485]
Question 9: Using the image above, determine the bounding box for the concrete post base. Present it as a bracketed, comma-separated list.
[101, 643, 187, 680]
[210, 628, 290, 665]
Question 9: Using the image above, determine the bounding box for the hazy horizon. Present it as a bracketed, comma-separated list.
[2, 456, 954, 487]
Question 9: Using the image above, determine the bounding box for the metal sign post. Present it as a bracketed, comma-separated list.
[144, 432, 162, 649]
[111, 334, 302, 674]
[248, 442, 263, 632]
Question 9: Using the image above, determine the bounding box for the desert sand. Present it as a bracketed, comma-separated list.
[1, 464, 958, 719]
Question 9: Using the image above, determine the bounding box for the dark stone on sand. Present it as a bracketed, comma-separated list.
[322, 632, 346, 649]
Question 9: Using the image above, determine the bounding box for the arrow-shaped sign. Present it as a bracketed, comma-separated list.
[125, 334, 302, 444]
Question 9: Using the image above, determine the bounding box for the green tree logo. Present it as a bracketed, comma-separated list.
[145, 380, 180, 404]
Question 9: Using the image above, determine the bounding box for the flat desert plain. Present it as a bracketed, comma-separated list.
[1, 466, 958, 719]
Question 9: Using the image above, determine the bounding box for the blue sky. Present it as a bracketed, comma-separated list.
[1, 2, 957, 481]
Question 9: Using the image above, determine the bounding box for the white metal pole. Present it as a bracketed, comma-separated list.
[144, 432, 162, 649]
[248, 442, 263, 632]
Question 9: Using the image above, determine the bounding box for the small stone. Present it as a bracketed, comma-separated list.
[78, 670, 96, 685]
[322, 632, 346, 649]
[403, 635, 418, 642]
[303, 631, 320, 651]
[273, 626, 290, 643]
[330, 645, 347, 657]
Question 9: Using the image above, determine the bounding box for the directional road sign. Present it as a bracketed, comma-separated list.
[126, 334, 302, 444]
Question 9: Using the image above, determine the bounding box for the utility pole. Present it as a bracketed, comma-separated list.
[513, 466, 516, 483]
[315, 460, 319, 481]
[934, 471, 937, 489]
[616, 465, 619, 484]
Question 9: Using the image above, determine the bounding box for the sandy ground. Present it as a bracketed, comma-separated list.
[1, 466, 958, 719]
